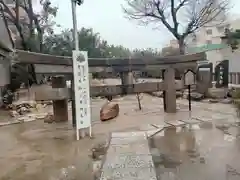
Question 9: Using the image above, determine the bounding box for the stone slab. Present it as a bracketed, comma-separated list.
[151, 124, 169, 129]
[192, 116, 212, 122]
[101, 131, 157, 180]
[103, 154, 154, 169]
[138, 124, 157, 131]
[100, 167, 157, 180]
[110, 138, 147, 145]
[111, 132, 146, 138]
[146, 128, 165, 138]
[179, 118, 202, 124]
[107, 143, 150, 155]
[165, 120, 186, 127]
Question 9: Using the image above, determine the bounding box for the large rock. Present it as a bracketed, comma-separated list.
[100, 101, 119, 121]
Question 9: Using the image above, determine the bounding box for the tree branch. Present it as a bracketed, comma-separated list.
[0, 3, 14, 48]
[170, 0, 178, 31]
[0, 0, 28, 50]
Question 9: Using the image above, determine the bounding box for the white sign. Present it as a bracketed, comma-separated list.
[184, 70, 195, 86]
[72, 51, 91, 140]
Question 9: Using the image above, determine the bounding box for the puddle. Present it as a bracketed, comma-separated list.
[149, 121, 240, 180]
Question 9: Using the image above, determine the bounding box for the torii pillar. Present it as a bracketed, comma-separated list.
[163, 67, 177, 113]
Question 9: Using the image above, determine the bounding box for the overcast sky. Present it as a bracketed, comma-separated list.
[49, 0, 240, 50]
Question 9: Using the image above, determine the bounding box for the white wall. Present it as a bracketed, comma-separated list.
[221, 47, 240, 73]
[206, 50, 224, 72]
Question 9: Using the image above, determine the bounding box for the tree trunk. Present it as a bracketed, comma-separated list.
[175, 38, 185, 80]
[178, 38, 185, 55]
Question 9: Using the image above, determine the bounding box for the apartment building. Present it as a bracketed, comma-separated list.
[185, 14, 240, 72]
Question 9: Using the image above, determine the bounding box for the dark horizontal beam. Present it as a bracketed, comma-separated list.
[34, 61, 197, 74]
[15, 50, 205, 67]
[35, 82, 184, 101]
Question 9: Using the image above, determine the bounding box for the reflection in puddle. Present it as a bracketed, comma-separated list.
[149, 121, 240, 180]
[150, 126, 199, 169]
[198, 121, 213, 129]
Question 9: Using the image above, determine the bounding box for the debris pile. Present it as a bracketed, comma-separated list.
[7, 101, 37, 117]
[2, 100, 52, 123]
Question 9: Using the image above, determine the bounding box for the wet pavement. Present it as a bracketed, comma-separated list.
[149, 121, 240, 180]
[0, 92, 240, 179]
[99, 116, 240, 180]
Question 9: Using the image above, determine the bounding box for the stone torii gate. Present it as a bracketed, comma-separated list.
[14, 50, 206, 121]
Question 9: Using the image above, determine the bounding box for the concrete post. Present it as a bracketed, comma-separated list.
[52, 76, 68, 122]
[233, 73, 236, 85]
[164, 67, 176, 113]
[120, 72, 134, 95]
[235, 73, 238, 85]
[238, 73, 240, 84]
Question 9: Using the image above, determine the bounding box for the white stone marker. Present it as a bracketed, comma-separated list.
[72, 50, 91, 140]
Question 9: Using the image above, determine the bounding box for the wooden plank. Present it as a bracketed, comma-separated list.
[16, 50, 205, 67]
[35, 82, 184, 101]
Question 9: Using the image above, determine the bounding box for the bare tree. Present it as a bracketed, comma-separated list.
[0, 0, 58, 88]
[123, 0, 230, 54]
[0, 0, 57, 52]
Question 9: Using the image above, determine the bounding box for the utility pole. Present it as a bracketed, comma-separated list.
[71, 0, 80, 127]
[71, 0, 79, 50]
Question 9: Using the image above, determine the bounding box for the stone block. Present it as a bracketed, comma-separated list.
[35, 88, 70, 101]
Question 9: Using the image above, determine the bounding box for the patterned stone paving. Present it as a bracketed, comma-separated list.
[100, 131, 157, 180]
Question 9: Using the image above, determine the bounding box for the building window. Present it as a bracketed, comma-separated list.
[206, 40, 212, 44]
[206, 29, 212, 35]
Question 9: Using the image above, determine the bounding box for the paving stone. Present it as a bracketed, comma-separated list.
[100, 167, 157, 180]
[111, 132, 146, 138]
[139, 124, 157, 131]
[179, 118, 202, 124]
[153, 130, 165, 137]
[151, 124, 169, 129]
[103, 154, 154, 169]
[165, 120, 186, 127]
[101, 131, 157, 180]
[108, 143, 150, 155]
[192, 116, 213, 122]
[146, 128, 165, 138]
[110, 137, 147, 145]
